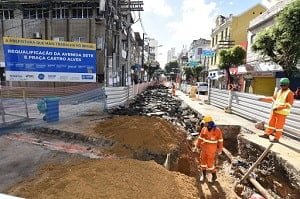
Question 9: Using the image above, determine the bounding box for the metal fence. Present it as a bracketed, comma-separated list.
[105, 82, 155, 109]
[0, 84, 105, 129]
[209, 88, 230, 109]
[209, 88, 300, 139]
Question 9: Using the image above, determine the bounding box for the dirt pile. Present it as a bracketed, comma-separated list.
[8, 159, 199, 199]
[93, 116, 184, 158]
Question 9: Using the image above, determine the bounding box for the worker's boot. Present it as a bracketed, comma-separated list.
[199, 170, 206, 182]
[211, 172, 217, 183]
[258, 134, 269, 139]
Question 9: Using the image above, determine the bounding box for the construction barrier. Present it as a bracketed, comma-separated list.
[189, 86, 197, 98]
[209, 88, 230, 109]
[105, 82, 154, 109]
[209, 88, 300, 139]
[0, 84, 105, 128]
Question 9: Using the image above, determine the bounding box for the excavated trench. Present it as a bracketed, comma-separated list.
[165, 125, 300, 199]
[236, 132, 300, 199]
[22, 85, 299, 199]
[108, 85, 299, 198]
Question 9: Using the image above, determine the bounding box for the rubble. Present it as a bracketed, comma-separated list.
[110, 86, 201, 136]
[3, 85, 299, 199]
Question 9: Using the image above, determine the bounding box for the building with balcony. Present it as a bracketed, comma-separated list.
[243, 0, 296, 95]
[208, 3, 266, 88]
[209, 4, 266, 69]
[188, 38, 210, 67]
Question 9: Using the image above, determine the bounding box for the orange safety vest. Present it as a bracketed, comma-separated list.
[273, 89, 292, 116]
[197, 127, 223, 154]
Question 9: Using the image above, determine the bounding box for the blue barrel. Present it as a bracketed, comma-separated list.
[44, 97, 60, 122]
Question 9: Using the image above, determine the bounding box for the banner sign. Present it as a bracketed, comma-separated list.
[202, 49, 215, 57]
[3, 37, 96, 82]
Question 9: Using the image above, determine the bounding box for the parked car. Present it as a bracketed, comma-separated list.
[196, 82, 208, 95]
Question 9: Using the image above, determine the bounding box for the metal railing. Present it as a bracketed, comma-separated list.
[0, 84, 105, 129]
[105, 82, 155, 109]
[209, 88, 300, 139]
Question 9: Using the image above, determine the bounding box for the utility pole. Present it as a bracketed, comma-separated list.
[141, 33, 145, 75]
[119, 0, 143, 86]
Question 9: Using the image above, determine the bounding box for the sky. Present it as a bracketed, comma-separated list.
[132, 0, 278, 67]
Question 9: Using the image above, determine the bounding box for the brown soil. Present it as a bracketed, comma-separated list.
[6, 116, 239, 199]
[7, 159, 199, 199]
[93, 116, 183, 157]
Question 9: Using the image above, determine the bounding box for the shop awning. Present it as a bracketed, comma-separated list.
[238, 62, 283, 74]
[208, 74, 225, 80]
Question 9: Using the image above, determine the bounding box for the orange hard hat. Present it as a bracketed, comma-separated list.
[202, 115, 213, 123]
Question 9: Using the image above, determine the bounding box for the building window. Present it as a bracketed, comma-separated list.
[53, 37, 64, 41]
[52, 4, 69, 19]
[225, 28, 228, 39]
[72, 37, 86, 42]
[72, 3, 93, 19]
[0, 7, 14, 19]
[214, 53, 217, 65]
[23, 5, 49, 19]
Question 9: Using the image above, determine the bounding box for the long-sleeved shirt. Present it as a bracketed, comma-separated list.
[196, 127, 223, 154]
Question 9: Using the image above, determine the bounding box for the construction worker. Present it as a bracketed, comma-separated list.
[258, 78, 294, 142]
[195, 115, 223, 182]
[172, 82, 176, 96]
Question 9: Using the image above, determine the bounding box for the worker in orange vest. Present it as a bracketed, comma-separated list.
[258, 78, 294, 142]
[195, 115, 223, 182]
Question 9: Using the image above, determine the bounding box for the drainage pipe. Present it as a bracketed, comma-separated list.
[248, 176, 273, 199]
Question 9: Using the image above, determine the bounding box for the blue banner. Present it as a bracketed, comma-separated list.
[202, 49, 215, 57]
[3, 37, 96, 82]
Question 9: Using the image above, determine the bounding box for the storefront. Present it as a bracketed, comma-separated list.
[241, 71, 276, 96]
[237, 62, 282, 95]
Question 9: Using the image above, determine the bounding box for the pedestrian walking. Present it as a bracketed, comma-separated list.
[258, 78, 294, 142]
[195, 115, 223, 183]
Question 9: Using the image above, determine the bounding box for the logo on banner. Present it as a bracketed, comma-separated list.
[25, 74, 35, 80]
[38, 74, 45, 80]
[82, 75, 94, 80]
[9, 74, 23, 80]
[48, 75, 56, 79]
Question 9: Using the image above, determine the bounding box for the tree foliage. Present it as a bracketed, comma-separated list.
[183, 65, 203, 82]
[148, 64, 160, 79]
[183, 67, 193, 81]
[252, 0, 300, 77]
[219, 46, 246, 85]
[152, 68, 165, 78]
[165, 61, 179, 73]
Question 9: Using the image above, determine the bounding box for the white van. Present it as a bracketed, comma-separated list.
[196, 82, 208, 95]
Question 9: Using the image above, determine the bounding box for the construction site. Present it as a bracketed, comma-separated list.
[0, 85, 299, 199]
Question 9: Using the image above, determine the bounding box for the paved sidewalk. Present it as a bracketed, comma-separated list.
[175, 90, 300, 173]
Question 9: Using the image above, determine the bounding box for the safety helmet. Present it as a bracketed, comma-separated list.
[280, 78, 290, 86]
[202, 115, 213, 123]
